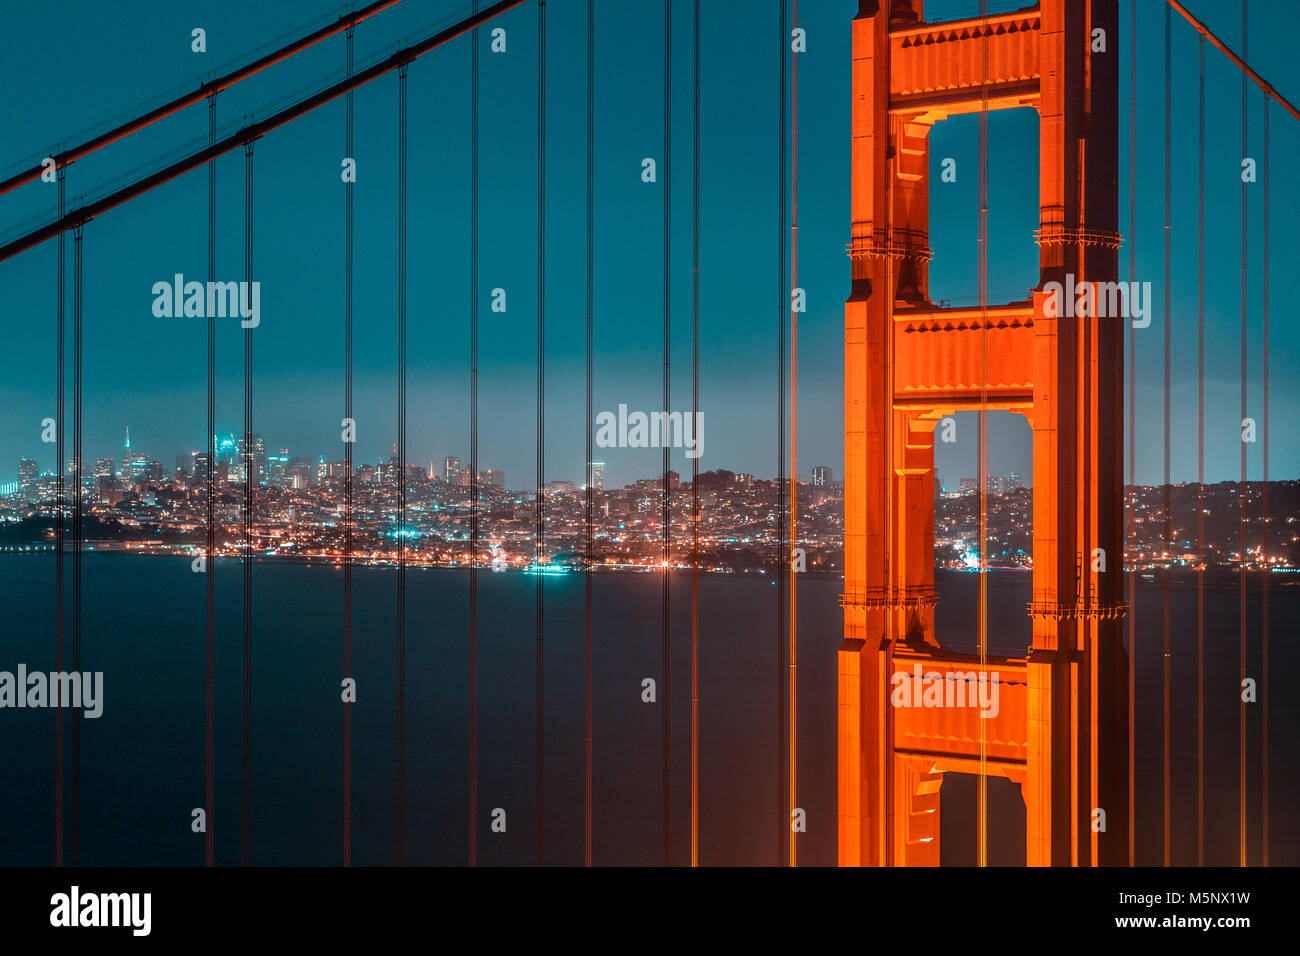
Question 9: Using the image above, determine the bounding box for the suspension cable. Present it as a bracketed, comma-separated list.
[0, 0, 403, 198]
[788, 0, 799, 871]
[775, 0, 788, 870]
[1161, 1, 1172, 868]
[689, 0, 700, 870]
[1261, 87, 1270, 869]
[469, 0, 481, 870]
[1126, 0, 1137, 868]
[1238, 2, 1248, 869]
[1196, 30, 1205, 869]
[342, 23, 355, 869]
[584, 0, 595, 869]
[1165, 0, 1300, 122]
[70, 223, 84, 866]
[205, 90, 217, 869]
[241, 139, 255, 868]
[0, 1, 528, 265]
[661, 0, 672, 869]
[396, 62, 408, 867]
[535, 0, 546, 868]
[54, 168, 65, 867]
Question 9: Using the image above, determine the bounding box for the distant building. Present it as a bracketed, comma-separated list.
[266, 450, 289, 486]
[588, 461, 605, 490]
[811, 465, 833, 486]
[217, 432, 238, 464]
[286, 457, 314, 489]
[958, 478, 979, 496]
[98, 476, 124, 505]
[18, 458, 38, 490]
[443, 456, 462, 483]
[1001, 473, 1024, 493]
[236, 434, 266, 485]
[481, 468, 505, 489]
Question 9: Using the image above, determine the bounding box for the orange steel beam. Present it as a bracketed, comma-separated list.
[1166, 0, 1300, 123]
[0, 0, 403, 198]
[0, 0, 526, 264]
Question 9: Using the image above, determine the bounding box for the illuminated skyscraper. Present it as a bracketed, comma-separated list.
[238, 433, 267, 485]
[443, 456, 462, 483]
[266, 449, 289, 486]
[588, 461, 605, 490]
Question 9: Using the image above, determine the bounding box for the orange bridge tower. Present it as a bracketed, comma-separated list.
[838, 0, 1128, 867]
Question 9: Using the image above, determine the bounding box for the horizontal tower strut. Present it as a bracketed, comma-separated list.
[0, 0, 403, 198]
[0, 0, 526, 264]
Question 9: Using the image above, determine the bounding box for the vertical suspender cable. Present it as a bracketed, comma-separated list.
[469, 0, 480, 870]
[661, 0, 672, 869]
[54, 168, 65, 867]
[1238, 3, 1248, 869]
[584, 0, 595, 869]
[71, 223, 84, 866]
[976, 0, 990, 870]
[1196, 32, 1205, 868]
[1161, 2, 1171, 868]
[1126, 0, 1137, 869]
[206, 91, 217, 870]
[535, 0, 546, 868]
[1260, 89, 1270, 868]
[1237, 1, 1248, 868]
[787, 0, 799, 870]
[242, 139, 255, 867]
[396, 62, 408, 867]
[689, 0, 700, 870]
[343, 24, 355, 869]
[775, 0, 788, 870]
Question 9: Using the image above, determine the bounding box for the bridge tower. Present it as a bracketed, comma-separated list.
[838, 0, 1128, 866]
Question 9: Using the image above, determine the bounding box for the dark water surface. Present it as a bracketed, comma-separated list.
[0, 555, 1294, 866]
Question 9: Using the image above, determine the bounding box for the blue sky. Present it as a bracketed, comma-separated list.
[0, 0, 1296, 490]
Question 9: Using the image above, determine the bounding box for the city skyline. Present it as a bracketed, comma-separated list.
[2, 0, 1297, 491]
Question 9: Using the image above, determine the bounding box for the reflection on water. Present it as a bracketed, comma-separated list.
[0, 557, 1293, 865]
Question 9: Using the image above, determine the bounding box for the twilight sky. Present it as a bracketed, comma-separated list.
[0, 0, 1296, 490]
